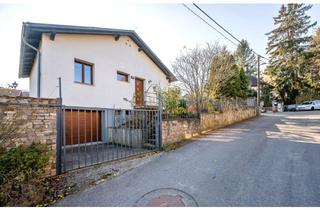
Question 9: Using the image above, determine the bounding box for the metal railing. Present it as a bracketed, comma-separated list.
[132, 91, 158, 108]
[161, 97, 257, 120]
[57, 106, 160, 173]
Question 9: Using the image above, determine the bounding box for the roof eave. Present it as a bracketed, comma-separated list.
[18, 23, 27, 78]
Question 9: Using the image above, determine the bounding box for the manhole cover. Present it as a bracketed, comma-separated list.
[135, 188, 198, 207]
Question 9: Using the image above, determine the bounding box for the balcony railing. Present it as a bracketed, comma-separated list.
[133, 91, 158, 109]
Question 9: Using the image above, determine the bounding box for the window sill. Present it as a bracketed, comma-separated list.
[74, 81, 95, 87]
[117, 80, 130, 83]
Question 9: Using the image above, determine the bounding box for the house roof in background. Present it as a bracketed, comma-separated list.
[249, 75, 257, 87]
[19, 22, 177, 82]
[0, 88, 22, 97]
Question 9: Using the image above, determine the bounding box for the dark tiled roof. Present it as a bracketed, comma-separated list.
[249, 75, 257, 87]
[19, 22, 177, 82]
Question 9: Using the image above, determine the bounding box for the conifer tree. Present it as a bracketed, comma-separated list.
[234, 39, 257, 77]
[266, 4, 316, 104]
[238, 67, 250, 98]
[306, 28, 320, 90]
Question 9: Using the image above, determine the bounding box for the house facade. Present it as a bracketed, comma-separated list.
[19, 22, 176, 109]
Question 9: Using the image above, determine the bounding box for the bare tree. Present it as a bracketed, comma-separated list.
[208, 47, 238, 98]
[172, 43, 220, 117]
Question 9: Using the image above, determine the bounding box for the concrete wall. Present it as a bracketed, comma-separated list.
[32, 33, 170, 109]
[0, 96, 57, 176]
[162, 108, 257, 145]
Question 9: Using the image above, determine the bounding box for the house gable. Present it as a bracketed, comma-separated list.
[37, 33, 169, 108]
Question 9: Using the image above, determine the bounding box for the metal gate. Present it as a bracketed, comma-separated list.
[56, 105, 162, 174]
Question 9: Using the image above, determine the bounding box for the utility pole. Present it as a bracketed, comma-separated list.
[58, 77, 62, 102]
[257, 55, 261, 116]
[56, 77, 62, 175]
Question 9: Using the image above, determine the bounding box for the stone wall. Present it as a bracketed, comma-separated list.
[162, 108, 256, 145]
[200, 108, 257, 132]
[0, 96, 57, 176]
[162, 118, 201, 144]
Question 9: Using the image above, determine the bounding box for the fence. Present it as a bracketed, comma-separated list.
[57, 106, 161, 173]
[162, 97, 257, 120]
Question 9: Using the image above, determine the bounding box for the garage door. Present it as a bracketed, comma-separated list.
[64, 110, 102, 145]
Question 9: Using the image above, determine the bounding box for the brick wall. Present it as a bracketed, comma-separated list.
[0, 96, 57, 176]
[162, 108, 256, 145]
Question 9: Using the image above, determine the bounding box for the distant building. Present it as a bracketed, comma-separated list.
[249, 75, 258, 89]
[0, 88, 22, 97]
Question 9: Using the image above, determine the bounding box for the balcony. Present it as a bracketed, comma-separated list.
[133, 91, 158, 109]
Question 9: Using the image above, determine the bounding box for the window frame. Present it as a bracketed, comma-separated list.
[74, 59, 94, 85]
[117, 71, 129, 82]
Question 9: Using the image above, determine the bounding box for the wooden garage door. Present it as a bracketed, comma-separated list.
[64, 110, 102, 145]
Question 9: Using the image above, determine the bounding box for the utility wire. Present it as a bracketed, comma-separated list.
[189, 3, 270, 62]
[182, 3, 238, 47]
[48, 86, 58, 98]
[193, 3, 242, 44]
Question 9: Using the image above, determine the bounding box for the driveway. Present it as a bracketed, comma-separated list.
[56, 111, 320, 206]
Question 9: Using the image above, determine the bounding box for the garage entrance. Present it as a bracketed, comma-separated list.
[64, 110, 102, 145]
[57, 106, 162, 173]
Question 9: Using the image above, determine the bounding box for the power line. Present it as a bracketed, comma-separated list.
[190, 3, 270, 62]
[193, 3, 242, 44]
[182, 3, 238, 47]
[48, 86, 58, 98]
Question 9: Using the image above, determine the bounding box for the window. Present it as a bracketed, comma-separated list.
[117, 71, 129, 82]
[74, 60, 93, 85]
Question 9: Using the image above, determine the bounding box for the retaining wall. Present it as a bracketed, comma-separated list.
[162, 108, 257, 145]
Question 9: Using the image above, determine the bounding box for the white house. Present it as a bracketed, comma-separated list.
[19, 22, 176, 109]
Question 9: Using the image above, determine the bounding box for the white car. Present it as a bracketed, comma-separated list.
[314, 100, 320, 109]
[297, 101, 320, 111]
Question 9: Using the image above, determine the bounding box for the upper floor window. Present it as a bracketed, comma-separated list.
[74, 59, 93, 85]
[117, 71, 129, 82]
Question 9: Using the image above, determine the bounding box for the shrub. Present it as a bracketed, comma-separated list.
[162, 87, 187, 116]
[0, 143, 50, 206]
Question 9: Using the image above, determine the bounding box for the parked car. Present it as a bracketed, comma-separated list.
[314, 100, 320, 109]
[284, 104, 297, 112]
[296, 101, 320, 111]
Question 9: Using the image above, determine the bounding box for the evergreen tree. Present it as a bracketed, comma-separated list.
[261, 85, 273, 107]
[220, 67, 241, 98]
[220, 66, 250, 98]
[238, 67, 250, 98]
[234, 39, 257, 77]
[306, 27, 320, 90]
[265, 4, 316, 105]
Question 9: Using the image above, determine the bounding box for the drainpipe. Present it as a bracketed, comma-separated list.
[22, 36, 41, 98]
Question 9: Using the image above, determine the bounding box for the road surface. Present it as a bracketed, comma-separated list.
[56, 111, 320, 206]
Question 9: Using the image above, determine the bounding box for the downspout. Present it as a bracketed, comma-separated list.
[22, 36, 41, 98]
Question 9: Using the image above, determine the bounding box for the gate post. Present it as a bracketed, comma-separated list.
[157, 92, 163, 150]
[56, 77, 62, 175]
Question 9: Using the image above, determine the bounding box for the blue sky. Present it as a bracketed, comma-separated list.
[0, 3, 319, 90]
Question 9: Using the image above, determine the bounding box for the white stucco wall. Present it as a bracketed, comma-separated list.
[34, 33, 170, 108]
[29, 50, 40, 97]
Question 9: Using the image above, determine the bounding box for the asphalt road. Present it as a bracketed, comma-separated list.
[57, 111, 320, 207]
